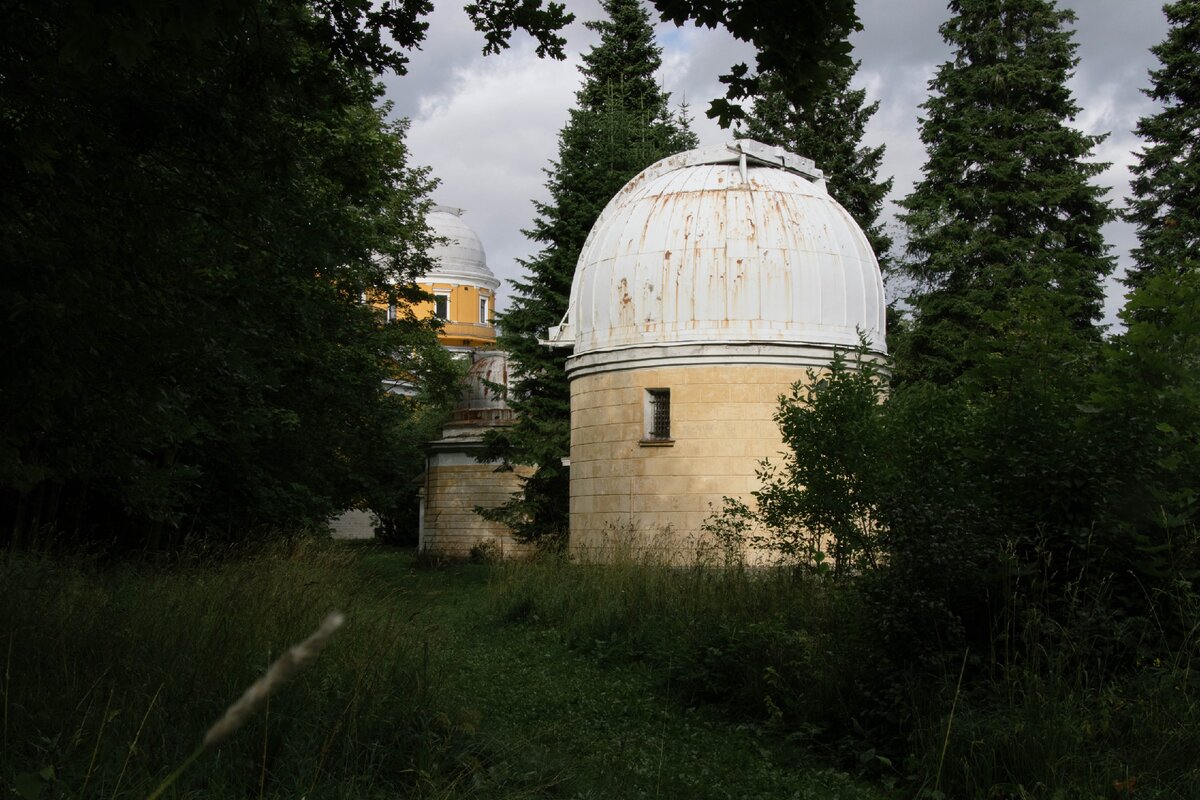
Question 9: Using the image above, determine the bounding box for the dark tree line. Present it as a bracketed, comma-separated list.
[0, 0, 577, 547]
[722, 0, 1198, 743]
[686, 7, 1200, 791]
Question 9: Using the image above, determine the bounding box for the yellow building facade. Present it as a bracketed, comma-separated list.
[411, 281, 496, 350]
[416, 205, 499, 352]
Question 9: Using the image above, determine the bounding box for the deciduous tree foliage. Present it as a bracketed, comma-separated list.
[471, 0, 865, 124]
[1, 0, 864, 547]
[897, 0, 1114, 384]
[481, 0, 697, 547]
[0, 0, 474, 545]
[653, 0, 861, 126]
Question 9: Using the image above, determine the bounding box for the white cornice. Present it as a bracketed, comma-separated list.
[565, 341, 886, 379]
[418, 272, 501, 291]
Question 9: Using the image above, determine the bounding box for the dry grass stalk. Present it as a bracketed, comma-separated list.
[202, 612, 345, 749]
[145, 612, 346, 800]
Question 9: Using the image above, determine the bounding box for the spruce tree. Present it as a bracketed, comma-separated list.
[482, 0, 696, 547]
[1124, 1, 1200, 301]
[741, 64, 893, 273]
[897, 0, 1115, 384]
[1095, 3, 1200, 565]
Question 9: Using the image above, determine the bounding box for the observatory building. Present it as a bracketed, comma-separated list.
[413, 206, 529, 556]
[546, 140, 887, 556]
[419, 350, 531, 557]
[339, 205, 517, 546]
[417, 205, 500, 353]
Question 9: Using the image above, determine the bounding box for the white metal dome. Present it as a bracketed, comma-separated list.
[553, 141, 885, 375]
[425, 205, 499, 290]
[452, 350, 513, 422]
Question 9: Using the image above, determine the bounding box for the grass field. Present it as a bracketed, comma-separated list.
[8, 539, 1194, 799]
[1, 541, 883, 799]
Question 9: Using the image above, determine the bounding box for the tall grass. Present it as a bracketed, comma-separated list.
[488, 536, 1200, 798]
[906, 587, 1200, 800]
[12, 533, 1192, 798]
[0, 540, 487, 799]
[488, 536, 878, 752]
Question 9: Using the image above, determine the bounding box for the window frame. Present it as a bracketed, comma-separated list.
[433, 292, 450, 321]
[641, 388, 673, 445]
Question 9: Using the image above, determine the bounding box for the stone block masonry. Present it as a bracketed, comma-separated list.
[421, 454, 535, 558]
[568, 364, 810, 559]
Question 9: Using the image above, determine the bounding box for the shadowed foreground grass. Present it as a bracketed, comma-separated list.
[485, 543, 1200, 800]
[1, 541, 524, 798]
[1, 541, 883, 799]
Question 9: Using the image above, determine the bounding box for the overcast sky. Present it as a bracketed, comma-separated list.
[381, 0, 1170, 327]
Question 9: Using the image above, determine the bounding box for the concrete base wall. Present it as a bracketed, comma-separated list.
[421, 452, 534, 558]
[569, 364, 811, 559]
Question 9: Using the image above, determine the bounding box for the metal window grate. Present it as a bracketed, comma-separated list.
[648, 389, 670, 440]
[434, 295, 448, 320]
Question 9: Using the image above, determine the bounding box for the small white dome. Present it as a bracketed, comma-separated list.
[425, 205, 499, 290]
[452, 351, 513, 424]
[559, 141, 885, 374]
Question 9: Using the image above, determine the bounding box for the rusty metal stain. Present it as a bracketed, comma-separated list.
[565, 141, 886, 358]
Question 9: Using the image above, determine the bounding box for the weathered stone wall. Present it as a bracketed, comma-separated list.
[569, 364, 810, 559]
[421, 452, 534, 558]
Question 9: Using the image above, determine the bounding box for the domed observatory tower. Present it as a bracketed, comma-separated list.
[547, 140, 886, 557]
[419, 206, 500, 353]
[419, 351, 533, 557]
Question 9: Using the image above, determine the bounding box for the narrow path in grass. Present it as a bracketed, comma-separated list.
[362, 550, 883, 800]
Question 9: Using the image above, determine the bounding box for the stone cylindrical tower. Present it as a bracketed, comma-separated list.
[548, 141, 886, 558]
[420, 351, 533, 558]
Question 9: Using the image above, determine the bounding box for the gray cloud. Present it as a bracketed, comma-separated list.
[851, 0, 1169, 326]
[386, 1, 1171, 327]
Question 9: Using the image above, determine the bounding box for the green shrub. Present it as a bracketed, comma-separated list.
[907, 586, 1200, 799]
